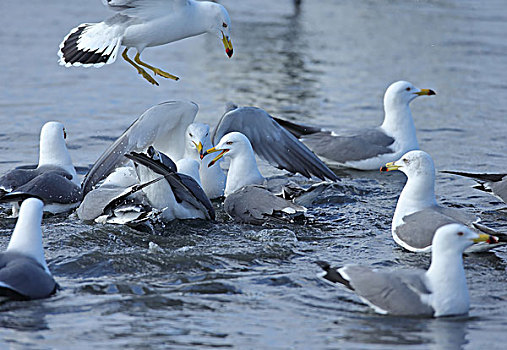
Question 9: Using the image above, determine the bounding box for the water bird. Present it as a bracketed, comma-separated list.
[317, 224, 496, 317]
[273, 81, 436, 170]
[58, 0, 234, 85]
[0, 198, 58, 300]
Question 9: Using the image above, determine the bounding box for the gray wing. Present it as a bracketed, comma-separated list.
[77, 185, 131, 221]
[0, 252, 57, 300]
[223, 185, 305, 225]
[273, 117, 395, 163]
[0, 171, 82, 205]
[0, 168, 38, 195]
[82, 101, 198, 195]
[102, 0, 188, 19]
[442, 171, 507, 203]
[212, 106, 338, 181]
[340, 265, 434, 316]
[126, 152, 214, 220]
[395, 206, 473, 250]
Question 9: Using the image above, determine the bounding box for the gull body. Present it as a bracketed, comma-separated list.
[317, 224, 493, 317]
[0, 198, 57, 300]
[274, 81, 436, 170]
[58, 0, 233, 85]
[381, 150, 506, 252]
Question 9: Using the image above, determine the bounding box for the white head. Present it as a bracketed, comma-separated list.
[206, 132, 254, 165]
[431, 224, 492, 256]
[384, 81, 436, 109]
[6, 198, 50, 274]
[382, 150, 435, 180]
[202, 2, 233, 58]
[184, 123, 211, 160]
[38, 121, 76, 176]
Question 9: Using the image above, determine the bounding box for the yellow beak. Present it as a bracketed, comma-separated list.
[192, 141, 203, 155]
[222, 33, 233, 58]
[415, 88, 436, 96]
[204, 146, 229, 167]
[380, 161, 400, 172]
[472, 233, 498, 244]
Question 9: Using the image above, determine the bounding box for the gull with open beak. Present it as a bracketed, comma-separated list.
[203, 132, 305, 224]
[380, 150, 506, 252]
[317, 224, 497, 317]
[271, 81, 436, 170]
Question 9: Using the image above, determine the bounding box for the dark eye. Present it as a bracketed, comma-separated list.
[403, 158, 408, 163]
[205, 133, 209, 137]
[189, 132, 193, 137]
[222, 22, 228, 28]
[226, 141, 233, 145]
[457, 232, 464, 236]
[406, 87, 411, 91]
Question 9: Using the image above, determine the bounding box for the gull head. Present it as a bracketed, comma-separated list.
[38, 121, 74, 171]
[206, 2, 233, 58]
[204, 132, 252, 167]
[381, 150, 435, 179]
[185, 123, 210, 159]
[432, 224, 497, 255]
[384, 81, 436, 107]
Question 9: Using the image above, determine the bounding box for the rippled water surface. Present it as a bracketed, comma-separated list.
[0, 0, 506, 349]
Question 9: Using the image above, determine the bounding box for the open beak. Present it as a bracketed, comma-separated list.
[192, 141, 203, 157]
[472, 233, 499, 244]
[414, 89, 436, 96]
[380, 161, 400, 172]
[204, 146, 229, 167]
[222, 33, 233, 58]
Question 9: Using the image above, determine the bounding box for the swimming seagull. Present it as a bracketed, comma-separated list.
[58, 0, 233, 85]
[380, 150, 506, 252]
[273, 81, 436, 170]
[316, 224, 496, 317]
[0, 122, 82, 215]
[0, 198, 58, 300]
[204, 132, 305, 224]
[212, 103, 339, 181]
[442, 170, 507, 204]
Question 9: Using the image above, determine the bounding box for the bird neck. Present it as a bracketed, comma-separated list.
[425, 248, 469, 316]
[189, 1, 220, 35]
[396, 173, 437, 215]
[225, 149, 264, 196]
[381, 103, 418, 150]
[7, 206, 49, 274]
[38, 136, 77, 181]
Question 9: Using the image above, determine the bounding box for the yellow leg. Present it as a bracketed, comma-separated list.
[134, 52, 179, 81]
[121, 48, 159, 86]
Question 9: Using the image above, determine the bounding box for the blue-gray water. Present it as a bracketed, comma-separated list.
[0, 0, 506, 349]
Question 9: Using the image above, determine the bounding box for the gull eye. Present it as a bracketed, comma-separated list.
[403, 158, 408, 163]
[222, 22, 228, 28]
[226, 141, 233, 145]
[406, 87, 411, 91]
[205, 132, 209, 137]
[457, 231, 464, 236]
[63, 128, 67, 139]
[189, 132, 193, 137]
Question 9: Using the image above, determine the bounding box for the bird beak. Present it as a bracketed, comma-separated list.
[472, 233, 499, 244]
[204, 146, 229, 167]
[414, 89, 436, 96]
[192, 141, 203, 157]
[222, 33, 233, 58]
[380, 161, 400, 172]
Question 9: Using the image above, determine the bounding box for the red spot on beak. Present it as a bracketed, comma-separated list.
[226, 48, 233, 58]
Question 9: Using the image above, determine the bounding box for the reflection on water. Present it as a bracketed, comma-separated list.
[0, 0, 506, 349]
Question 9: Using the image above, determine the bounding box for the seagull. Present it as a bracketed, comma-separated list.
[273, 81, 436, 170]
[316, 224, 496, 317]
[204, 132, 305, 224]
[0, 198, 58, 300]
[0, 122, 82, 215]
[442, 170, 507, 204]
[380, 150, 506, 252]
[58, 0, 234, 85]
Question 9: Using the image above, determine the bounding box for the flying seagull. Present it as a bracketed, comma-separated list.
[58, 0, 234, 85]
[316, 224, 496, 317]
[273, 81, 436, 170]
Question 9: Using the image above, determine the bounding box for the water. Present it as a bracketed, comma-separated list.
[0, 0, 506, 348]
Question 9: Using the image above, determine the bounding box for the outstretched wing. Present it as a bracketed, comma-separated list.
[102, 0, 190, 20]
[81, 101, 198, 195]
[212, 106, 338, 181]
